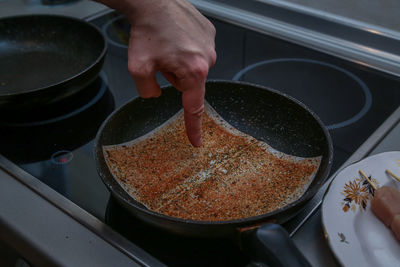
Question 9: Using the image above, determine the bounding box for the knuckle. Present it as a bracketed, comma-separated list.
[191, 105, 204, 117]
[128, 66, 148, 79]
[188, 59, 209, 80]
[210, 50, 217, 66]
[128, 61, 152, 79]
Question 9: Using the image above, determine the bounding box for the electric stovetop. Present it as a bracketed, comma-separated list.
[1, 11, 399, 266]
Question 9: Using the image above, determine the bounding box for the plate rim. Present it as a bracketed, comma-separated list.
[321, 150, 400, 267]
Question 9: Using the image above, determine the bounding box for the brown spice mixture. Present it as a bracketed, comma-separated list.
[104, 103, 321, 221]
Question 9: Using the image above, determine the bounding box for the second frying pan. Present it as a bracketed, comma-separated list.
[0, 15, 107, 110]
[95, 80, 333, 266]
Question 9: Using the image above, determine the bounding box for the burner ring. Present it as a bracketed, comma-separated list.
[233, 58, 372, 130]
[102, 15, 129, 49]
[1, 72, 109, 127]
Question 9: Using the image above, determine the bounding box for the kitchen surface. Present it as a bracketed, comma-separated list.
[0, 0, 400, 266]
[280, 0, 400, 33]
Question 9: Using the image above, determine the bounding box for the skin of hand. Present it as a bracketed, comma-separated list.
[96, 0, 217, 147]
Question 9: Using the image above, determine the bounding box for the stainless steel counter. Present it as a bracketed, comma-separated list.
[274, 0, 400, 35]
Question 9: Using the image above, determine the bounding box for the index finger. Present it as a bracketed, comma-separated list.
[181, 81, 205, 147]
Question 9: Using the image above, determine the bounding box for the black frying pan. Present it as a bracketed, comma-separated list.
[95, 80, 333, 266]
[0, 15, 107, 110]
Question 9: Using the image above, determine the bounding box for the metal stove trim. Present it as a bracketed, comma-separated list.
[85, 2, 400, 77]
[0, 156, 164, 267]
[255, 0, 400, 40]
[191, 0, 400, 77]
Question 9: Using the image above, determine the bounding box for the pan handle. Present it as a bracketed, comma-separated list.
[241, 223, 311, 267]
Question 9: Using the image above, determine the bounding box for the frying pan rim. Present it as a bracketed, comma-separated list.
[0, 14, 107, 97]
[94, 79, 333, 226]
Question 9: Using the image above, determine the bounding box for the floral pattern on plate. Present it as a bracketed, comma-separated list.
[322, 151, 400, 267]
[341, 176, 378, 212]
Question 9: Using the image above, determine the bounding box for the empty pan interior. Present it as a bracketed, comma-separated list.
[0, 15, 105, 95]
[205, 82, 327, 158]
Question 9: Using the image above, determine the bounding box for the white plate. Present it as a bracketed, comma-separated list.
[322, 151, 400, 267]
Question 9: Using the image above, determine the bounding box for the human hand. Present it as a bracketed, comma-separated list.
[98, 0, 216, 146]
